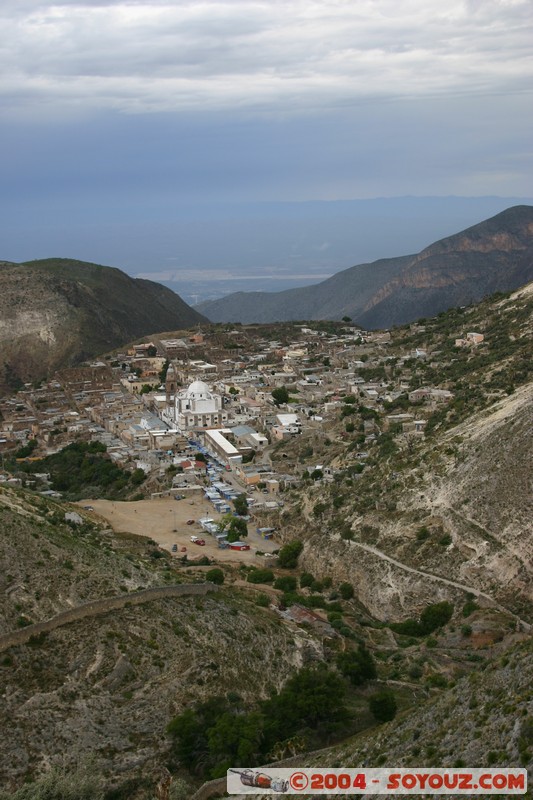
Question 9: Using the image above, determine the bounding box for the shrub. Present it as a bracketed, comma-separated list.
[0, 765, 104, 799]
[416, 526, 430, 542]
[369, 690, 397, 722]
[339, 582, 354, 600]
[255, 594, 270, 607]
[336, 646, 377, 686]
[277, 540, 303, 569]
[273, 576, 297, 593]
[247, 569, 274, 584]
[299, 572, 314, 588]
[206, 568, 225, 585]
[426, 673, 447, 688]
[462, 599, 479, 617]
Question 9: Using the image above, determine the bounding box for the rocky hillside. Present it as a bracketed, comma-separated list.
[228, 636, 532, 799]
[0, 258, 207, 392]
[0, 486, 319, 795]
[198, 205, 533, 326]
[271, 284, 533, 625]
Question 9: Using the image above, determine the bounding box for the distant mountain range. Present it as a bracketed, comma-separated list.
[0, 258, 206, 391]
[197, 205, 533, 327]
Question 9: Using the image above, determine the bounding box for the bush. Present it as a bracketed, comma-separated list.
[462, 599, 479, 617]
[369, 690, 397, 722]
[336, 646, 377, 686]
[416, 526, 430, 542]
[339, 582, 354, 600]
[247, 569, 274, 584]
[274, 576, 297, 592]
[299, 572, 314, 588]
[426, 673, 448, 688]
[0, 765, 104, 799]
[277, 540, 303, 569]
[419, 601, 453, 634]
[255, 593, 270, 607]
[206, 568, 225, 585]
[390, 601, 454, 637]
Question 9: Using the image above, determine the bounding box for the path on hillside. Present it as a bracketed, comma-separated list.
[0, 583, 218, 654]
[344, 538, 531, 631]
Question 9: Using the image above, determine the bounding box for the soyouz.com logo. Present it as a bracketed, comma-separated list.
[227, 767, 527, 794]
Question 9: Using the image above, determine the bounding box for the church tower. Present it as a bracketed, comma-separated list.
[165, 363, 176, 410]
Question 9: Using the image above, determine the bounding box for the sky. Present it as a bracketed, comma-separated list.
[1, 0, 532, 302]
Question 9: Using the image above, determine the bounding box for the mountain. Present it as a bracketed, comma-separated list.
[0, 258, 207, 391]
[197, 205, 533, 326]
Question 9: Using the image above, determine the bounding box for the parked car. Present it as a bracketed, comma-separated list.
[186, 519, 195, 525]
[174, 495, 183, 501]
[194, 539, 206, 546]
[190, 535, 199, 542]
[171, 544, 178, 552]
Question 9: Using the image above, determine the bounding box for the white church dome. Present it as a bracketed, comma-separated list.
[186, 380, 212, 398]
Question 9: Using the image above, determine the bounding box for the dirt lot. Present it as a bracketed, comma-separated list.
[78, 495, 279, 565]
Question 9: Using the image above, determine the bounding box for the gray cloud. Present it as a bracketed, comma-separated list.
[1, 0, 531, 117]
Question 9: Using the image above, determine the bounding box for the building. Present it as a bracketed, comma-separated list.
[174, 380, 223, 431]
[204, 428, 243, 468]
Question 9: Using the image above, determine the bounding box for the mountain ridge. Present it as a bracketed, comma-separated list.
[197, 205, 533, 326]
[0, 257, 207, 391]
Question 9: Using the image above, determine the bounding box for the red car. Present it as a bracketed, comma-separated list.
[194, 538, 206, 546]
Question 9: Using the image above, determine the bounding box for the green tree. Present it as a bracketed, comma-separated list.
[336, 646, 376, 686]
[233, 494, 248, 516]
[207, 711, 264, 776]
[277, 540, 303, 569]
[14, 439, 38, 458]
[272, 386, 289, 406]
[159, 359, 170, 383]
[369, 689, 397, 722]
[262, 667, 349, 749]
[218, 514, 248, 542]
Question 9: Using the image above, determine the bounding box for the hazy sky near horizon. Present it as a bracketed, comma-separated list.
[1, 0, 532, 285]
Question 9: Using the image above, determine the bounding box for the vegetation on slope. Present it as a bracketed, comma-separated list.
[13, 441, 145, 500]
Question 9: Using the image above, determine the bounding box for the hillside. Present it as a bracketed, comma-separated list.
[0, 258, 206, 391]
[2, 285, 532, 799]
[0, 486, 319, 796]
[197, 205, 533, 326]
[269, 283, 533, 623]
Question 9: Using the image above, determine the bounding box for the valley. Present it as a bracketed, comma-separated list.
[0, 273, 531, 799]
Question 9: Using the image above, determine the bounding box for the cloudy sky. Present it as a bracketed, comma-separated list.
[1, 0, 532, 298]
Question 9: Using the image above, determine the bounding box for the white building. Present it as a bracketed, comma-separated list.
[175, 380, 223, 431]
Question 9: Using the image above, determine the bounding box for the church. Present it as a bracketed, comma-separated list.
[166, 369, 223, 431]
